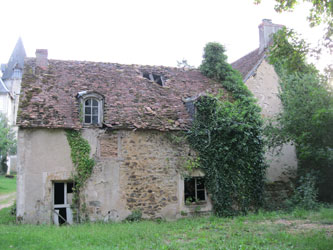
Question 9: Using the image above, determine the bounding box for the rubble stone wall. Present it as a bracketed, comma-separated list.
[17, 128, 212, 224]
[84, 129, 212, 221]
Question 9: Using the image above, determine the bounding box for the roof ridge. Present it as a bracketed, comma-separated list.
[25, 57, 198, 71]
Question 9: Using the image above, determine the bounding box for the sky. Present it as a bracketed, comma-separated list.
[0, 0, 330, 70]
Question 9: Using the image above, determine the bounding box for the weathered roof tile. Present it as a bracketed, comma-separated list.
[231, 48, 266, 81]
[18, 58, 229, 130]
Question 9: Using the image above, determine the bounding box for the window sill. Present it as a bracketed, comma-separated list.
[82, 123, 103, 128]
[185, 201, 207, 206]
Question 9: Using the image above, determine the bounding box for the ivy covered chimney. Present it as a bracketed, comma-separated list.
[259, 19, 284, 53]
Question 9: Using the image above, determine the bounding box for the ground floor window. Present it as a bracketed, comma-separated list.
[184, 177, 206, 204]
[53, 182, 74, 225]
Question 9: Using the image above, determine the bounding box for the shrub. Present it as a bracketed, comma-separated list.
[285, 173, 319, 210]
[125, 209, 142, 222]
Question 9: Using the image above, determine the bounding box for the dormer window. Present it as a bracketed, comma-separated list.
[84, 98, 99, 124]
[77, 91, 104, 126]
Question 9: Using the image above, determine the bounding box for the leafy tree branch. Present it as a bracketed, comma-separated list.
[266, 28, 333, 201]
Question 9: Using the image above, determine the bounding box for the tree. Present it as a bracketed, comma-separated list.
[177, 59, 194, 69]
[255, 0, 333, 62]
[266, 28, 333, 201]
[255, 0, 333, 29]
[0, 113, 16, 174]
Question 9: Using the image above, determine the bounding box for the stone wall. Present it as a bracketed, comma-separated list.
[84, 129, 212, 221]
[17, 128, 212, 224]
[121, 131, 180, 217]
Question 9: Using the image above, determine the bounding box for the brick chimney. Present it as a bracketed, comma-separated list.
[35, 49, 48, 69]
[259, 19, 284, 53]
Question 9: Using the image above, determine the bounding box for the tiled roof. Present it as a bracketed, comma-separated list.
[231, 48, 266, 81]
[17, 58, 229, 131]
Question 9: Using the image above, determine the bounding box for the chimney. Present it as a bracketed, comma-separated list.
[35, 49, 48, 69]
[259, 19, 284, 53]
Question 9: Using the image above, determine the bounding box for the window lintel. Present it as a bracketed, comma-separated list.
[77, 91, 104, 101]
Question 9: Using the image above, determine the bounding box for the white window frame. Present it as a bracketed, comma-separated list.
[184, 177, 206, 204]
[79, 92, 104, 126]
[84, 97, 101, 124]
[53, 182, 73, 225]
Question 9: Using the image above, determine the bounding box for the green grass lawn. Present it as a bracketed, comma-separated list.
[0, 175, 16, 195]
[0, 207, 333, 249]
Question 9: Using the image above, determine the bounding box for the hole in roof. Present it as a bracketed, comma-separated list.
[142, 72, 165, 86]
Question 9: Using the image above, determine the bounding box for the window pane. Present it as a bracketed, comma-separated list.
[92, 115, 98, 124]
[92, 107, 98, 115]
[58, 207, 67, 225]
[67, 182, 74, 193]
[197, 190, 205, 201]
[83, 98, 101, 125]
[85, 115, 91, 123]
[54, 183, 65, 205]
[85, 107, 91, 115]
[196, 178, 205, 189]
[184, 178, 196, 202]
[85, 99, 91, 106]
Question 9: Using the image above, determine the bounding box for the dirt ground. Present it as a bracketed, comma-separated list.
[0, 192, 16, 210]
[261, 219, 333, 236]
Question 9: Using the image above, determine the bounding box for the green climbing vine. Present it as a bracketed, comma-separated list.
[65, 129, 95, 221]
[265, 28, 333, 202]
[187, 42, 267, 216]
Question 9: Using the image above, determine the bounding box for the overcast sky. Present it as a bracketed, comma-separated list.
[0, 0, 330, 69]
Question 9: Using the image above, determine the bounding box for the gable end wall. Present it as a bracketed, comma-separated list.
[245, 60, 297, 182]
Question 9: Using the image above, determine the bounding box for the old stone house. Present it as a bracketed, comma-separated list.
[232, 19, 297, 183]
[16, 50, 226, 224]
[16, 19, 297, 224]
